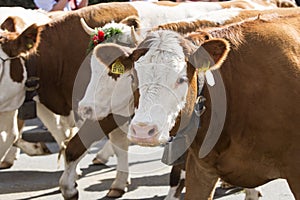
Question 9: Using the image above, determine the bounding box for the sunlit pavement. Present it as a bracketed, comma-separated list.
[0, 119, 295, 200]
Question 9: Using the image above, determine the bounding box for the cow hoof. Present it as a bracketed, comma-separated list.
[0, 161, 13, 169]
[64, 192, 79, 200]
[60, 183, 79, 200]
[92, 157, 107, 165]
[61, 189, 79, 200]
[106, 188, 125, 198]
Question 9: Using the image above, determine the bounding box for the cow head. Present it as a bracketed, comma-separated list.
[0, 18, 42, 112]
[78, 17, 141, 120]
[78, 43, 138, 120]
[128, 30, 230, 146]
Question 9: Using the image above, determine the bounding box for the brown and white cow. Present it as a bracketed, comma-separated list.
[0, 23, 43, 166]
[0, 10, 78, 169]
[0, 7, 54, 168]
[9, 1, 254, 198]
[77, 7, 300, 200]
[124, 10, 300, 200]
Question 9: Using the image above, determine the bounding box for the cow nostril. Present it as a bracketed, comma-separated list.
[84, 107, 93, 115]
[148, 127, 156, 136]
[79, 106, 94, 119]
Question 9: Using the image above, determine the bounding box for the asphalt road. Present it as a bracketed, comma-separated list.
[0, 119, 295, 200]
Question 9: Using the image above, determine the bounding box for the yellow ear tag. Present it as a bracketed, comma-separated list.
[199, 61, 215, 86]
[111, 60, 125, 75]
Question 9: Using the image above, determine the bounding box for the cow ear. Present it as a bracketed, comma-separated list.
[94, 43, 134, 74]
[16, 23, 42, 55]
[189, 38, 230, 71]
[1, 16, 26, 32]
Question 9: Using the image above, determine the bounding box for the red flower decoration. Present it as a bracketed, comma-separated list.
[93, 35, 99, 45]
[97, 30, 105, 42]
[87, 27, 122, 53]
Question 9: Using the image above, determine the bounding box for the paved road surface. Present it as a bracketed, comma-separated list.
[0, 119, 295, 200]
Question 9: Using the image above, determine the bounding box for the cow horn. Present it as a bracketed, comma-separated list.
[80, 18, 94, 35]
[131, 26, 139, 46]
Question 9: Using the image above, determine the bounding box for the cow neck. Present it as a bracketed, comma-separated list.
[161, 73, 206, 165]
[24, 57, 39, 95]
[0, 55, 23, 82]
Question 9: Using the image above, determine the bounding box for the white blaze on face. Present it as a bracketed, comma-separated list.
[0, 46, 26, 112]
[78, 52, 136, 121]
[78, 22, 138, 121]
[129, 31, 189, 146]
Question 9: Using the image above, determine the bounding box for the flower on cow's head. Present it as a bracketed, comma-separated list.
[87, 27, 122, 53]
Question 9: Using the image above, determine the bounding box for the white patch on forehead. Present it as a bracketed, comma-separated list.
[130, 1, 223, 28]
[131, 30, 189, 143]
[135, 31, 187, 87]
[135, 31, 186, 72]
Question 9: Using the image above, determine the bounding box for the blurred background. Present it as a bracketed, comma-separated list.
[0, 0, 123, 8]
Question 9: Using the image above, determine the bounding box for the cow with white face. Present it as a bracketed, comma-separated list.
[125, 9, 300, 200]
[78, 43, 137, 120]
[128, 30, 227, 146]
[78, 17, 139, 121]
[0, 23, 42, 165]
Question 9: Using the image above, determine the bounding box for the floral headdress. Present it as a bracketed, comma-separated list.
[87, 27, 123, 53]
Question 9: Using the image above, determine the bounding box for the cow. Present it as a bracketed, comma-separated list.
[0, 9, 53, 169]
[4, 1, 257, 198]
[120, 9, 300, 200]
[76, 7, 300, 200]
[0, 10, 79, 169]
[0, 23, 43, 167]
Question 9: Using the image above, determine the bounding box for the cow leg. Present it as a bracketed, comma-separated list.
[106, 128, 130, 198]
[0, 111, 19, 169]
[185, 151, 219, 200]
[60, 133, 87, 200]
[35, 99, 76, 153]
[60, 119, 108, 200]
[1, 114, 21, 169]
[165, 163, 186, 200]
[0, 146, 19, 169]
[92, 139, 115, 165]
[244, 188, 262, 200]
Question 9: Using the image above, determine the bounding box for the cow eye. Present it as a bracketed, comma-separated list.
[177, 76, 188, 84]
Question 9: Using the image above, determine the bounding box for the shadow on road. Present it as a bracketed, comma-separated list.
[0, 157, 173, 200]
[99, 195, 167, 200]
[85, 173, 169, 192]
[0, 163, 110, 195]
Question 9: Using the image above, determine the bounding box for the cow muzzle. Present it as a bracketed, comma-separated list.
[128, 122, 161, 146]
